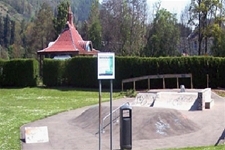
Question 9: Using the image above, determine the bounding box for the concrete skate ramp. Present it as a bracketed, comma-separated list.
[132, 92, 156, 107]
[72, 106, 199, 140]
[153, 92, 198, 110]
[72, 106, 114, 134]
[133, 91, 198, 110]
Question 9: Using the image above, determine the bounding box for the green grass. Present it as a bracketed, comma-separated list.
[0, 87, 122, 150]
[169, 145, 225, 150]
[213, 90, 225, 97]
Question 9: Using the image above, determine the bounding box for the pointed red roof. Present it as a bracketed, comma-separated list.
[37, 8, 98, 55]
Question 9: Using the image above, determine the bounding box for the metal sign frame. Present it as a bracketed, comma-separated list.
[97, 52, 115, 80]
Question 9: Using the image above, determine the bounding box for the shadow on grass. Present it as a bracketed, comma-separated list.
[36, 86, 123, 93]
[37, 86, 98, 92]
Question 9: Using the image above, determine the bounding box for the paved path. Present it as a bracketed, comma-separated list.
[20, 91, 225, 150]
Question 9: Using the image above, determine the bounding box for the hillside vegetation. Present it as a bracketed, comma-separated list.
[0, 0, 224, 59]
[0, 0, 93, 21]
[0, 0, 95, 59]
[0, 1, 24, 21]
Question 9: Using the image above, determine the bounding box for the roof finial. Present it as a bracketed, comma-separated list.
[68, 6, 73, 25]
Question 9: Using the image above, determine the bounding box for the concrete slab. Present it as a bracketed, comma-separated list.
[131, 92, 156, 107]
[153, 91, 198, 110]
[132, 89, 213, 111]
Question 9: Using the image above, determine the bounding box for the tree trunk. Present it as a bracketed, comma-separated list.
[205, 37, 208, 54]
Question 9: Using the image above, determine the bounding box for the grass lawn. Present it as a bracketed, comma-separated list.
[0, 88, 224, 150]
[0, 87, 122, 150]
[169, 145, 225, 150]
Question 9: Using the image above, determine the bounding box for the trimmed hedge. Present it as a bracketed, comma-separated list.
[0, 59, 6, 86]
[1, 57, 224, 89]
[41, 56, 225, 90]
[64, 57, 98, 88]
[42, 59, 66, 87]
[0, 59, 38, 87]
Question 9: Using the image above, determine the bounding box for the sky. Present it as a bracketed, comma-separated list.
[99, 0, 191, 20]
[148, 0, 191, 16]
[99, 0, 191, 14]
[146, 0, 192, 22]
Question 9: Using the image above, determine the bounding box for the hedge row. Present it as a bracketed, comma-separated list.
[0, 59, 38, 87]
[42, 56, 225, 89]
[0, 57, 224, 89]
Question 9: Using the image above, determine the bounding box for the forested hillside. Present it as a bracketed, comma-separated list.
[0, 0, 93, 21]
[0, 0, 94, 59]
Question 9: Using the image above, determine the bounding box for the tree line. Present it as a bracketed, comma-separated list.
[0, 0, 225, 59]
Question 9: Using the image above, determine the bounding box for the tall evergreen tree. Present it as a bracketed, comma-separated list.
[88, 0, 102, 50]
[3, 14, 11, 47]
[0, 17, 3, 45]
[10, 20, 15, 45]
[53, 0, 70, 35]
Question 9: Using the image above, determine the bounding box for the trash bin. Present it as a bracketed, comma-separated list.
[120, 103, 132, 150]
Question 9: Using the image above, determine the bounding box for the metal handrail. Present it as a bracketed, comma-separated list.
[122, 73, 193, 91]
[101, 102, 130, 133]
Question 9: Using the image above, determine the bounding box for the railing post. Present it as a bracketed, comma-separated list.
[121, 74, 192, 90]
[122, 81, 124, 91]
[207, 74, 209, 88]
[148, 78, 150, 90]
[163, 77, 165, 89]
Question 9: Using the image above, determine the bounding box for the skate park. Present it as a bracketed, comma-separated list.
[21, 89, 225, 150]
[21, 74, 225, 150]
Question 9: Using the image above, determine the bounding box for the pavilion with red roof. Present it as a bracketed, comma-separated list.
[37, 8, 99, 58]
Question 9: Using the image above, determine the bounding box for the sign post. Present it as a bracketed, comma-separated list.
[97, 52, 115, 150]
[98, 79, 102, 150]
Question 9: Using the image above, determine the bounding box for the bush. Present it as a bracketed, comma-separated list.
[0, 59, 38, 87]
[41, 56, 225, 90]
[42, 59, 66, 86]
